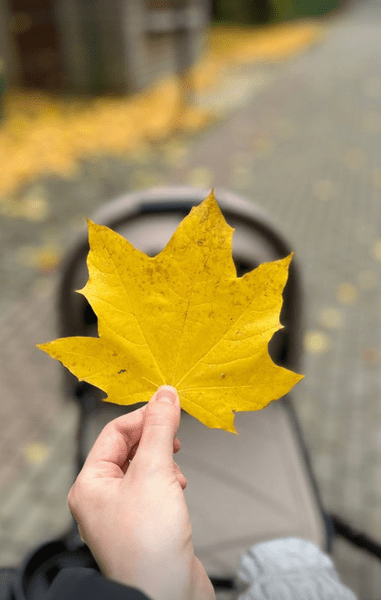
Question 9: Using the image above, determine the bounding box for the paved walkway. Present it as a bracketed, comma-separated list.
[2, 1, 381, 598]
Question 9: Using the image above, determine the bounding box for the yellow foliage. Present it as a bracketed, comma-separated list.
[192, 21, 323, 90]
[208, 22, 322, 65]
[37, 191, 303, 434]
[0, 21, 323, 199]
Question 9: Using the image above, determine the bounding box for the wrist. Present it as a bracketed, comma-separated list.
[190, 556, 216, 600]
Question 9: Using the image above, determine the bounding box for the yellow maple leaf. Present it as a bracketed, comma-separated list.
[37, 191, 303, 433]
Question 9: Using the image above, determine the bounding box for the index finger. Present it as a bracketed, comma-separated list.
[80, 402, 182, 478]
[81, 403, 149, 478]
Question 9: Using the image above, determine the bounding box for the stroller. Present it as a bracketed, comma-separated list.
[2, 186, 379, 600]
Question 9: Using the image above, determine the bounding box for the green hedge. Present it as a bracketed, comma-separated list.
[271, 0, 341, 21]
[213, 0, 341, 24]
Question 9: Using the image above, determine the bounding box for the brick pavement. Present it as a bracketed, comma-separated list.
[2, 1, 381, 598]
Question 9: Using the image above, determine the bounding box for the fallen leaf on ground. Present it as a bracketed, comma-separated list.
[0, 22, 323, 200]
[17, 244, 62, 272]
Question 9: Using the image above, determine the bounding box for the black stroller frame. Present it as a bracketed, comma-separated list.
[2, 186, 381, 600]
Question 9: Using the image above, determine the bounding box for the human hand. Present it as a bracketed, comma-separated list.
[67, 385, 216, 600]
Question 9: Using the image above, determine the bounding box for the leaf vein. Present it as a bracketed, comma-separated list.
[175, 306, 279, 387]
[97, 230, 164, 381]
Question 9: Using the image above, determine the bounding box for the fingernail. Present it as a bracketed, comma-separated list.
[156, 388, 177, 404]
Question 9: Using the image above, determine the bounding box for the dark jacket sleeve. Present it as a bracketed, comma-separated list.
[44, 567, 152, 600]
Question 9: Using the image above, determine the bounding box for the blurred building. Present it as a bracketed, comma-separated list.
[0, 0, 210, 94]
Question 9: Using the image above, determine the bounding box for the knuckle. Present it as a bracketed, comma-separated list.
[67, 478, 85, 511]
[67, 486, 78, 513]
[103, 420, 115, 434]
[145, 410, 173, 428]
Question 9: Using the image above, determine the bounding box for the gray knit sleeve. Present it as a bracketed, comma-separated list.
[235, 537, 357, 600]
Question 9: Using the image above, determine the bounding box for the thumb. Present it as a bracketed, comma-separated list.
[137, 385, 180, 469]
